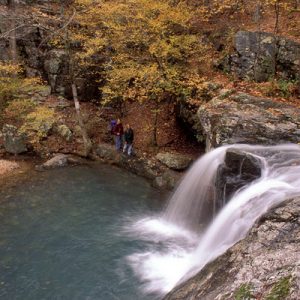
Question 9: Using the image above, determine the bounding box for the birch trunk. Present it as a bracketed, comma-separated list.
[72, 83, 92, 157]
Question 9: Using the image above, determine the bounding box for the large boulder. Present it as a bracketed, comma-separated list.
[1, 124, 27, 155]
[95, 143, 118, 161]
[164, 198, 300, 300]
[152, 169, 182, 190]
[156, 152, 194, 171]
[198, 92, 300, 150]
[36, 154, 83, 171]
[220, 31, 300, 82]
[215, 148, 262, 207]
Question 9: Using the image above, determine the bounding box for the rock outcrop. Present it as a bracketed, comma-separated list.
[164, 198, 300, 300]
[1, 124, 27, 154]
[95, 143, 185, 189]
[44, 49, 70, 96]
[156, 152, 194, 171]
[198, 92, 300, 150]
[177, 89, 300, 151]
[219, 31, 300, 82]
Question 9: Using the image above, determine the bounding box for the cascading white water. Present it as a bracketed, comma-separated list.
[125, 144, 300, 297]
[163, 145, 231, 230]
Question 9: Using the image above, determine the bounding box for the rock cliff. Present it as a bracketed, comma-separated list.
[220, 31, 300, 82]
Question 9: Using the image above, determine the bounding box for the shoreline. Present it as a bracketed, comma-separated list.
[0, 157, 37, 195]
[0, 145, 190, 201]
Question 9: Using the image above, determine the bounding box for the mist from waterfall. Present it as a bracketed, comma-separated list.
[125, 144, 300, 297]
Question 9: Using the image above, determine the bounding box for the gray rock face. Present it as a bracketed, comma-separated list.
[1, 124, 27, 154]
[156, 152, 194, 171]
[216, 148, 262, 207]
[198, 92, 300, 150]
[221, 31, 300, 81]
[164, 198, 300, 300]
[44, 49, 70, 95]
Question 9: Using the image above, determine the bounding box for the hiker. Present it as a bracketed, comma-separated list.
[123, 124, 134, 156]
[113, 118, 124, 151]
[109, 119, 117, 134]
[109, 119, 117, 143]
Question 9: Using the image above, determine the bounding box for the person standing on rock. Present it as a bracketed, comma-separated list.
[113, 119, 124, 151]
[123, 124, 134, 156]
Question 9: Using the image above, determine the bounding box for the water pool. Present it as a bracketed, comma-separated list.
[0, 163, 163, 300]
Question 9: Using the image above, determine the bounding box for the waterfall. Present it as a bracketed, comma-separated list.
[125, 144, 300, 297]
[163, 145, 231, 230]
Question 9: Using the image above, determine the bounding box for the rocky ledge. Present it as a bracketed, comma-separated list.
[164, 197, 300, 300]
[199, 92, 300, 150]
[95, 143, 194, 190]
[178, 89, 300, 151]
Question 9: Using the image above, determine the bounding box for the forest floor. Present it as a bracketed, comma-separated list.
[23, 95, 204, 160]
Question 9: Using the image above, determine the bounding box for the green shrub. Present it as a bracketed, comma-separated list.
[264, 276, 292, 300]
[20, 107, 57, 144]
[234, 283, 255, 300]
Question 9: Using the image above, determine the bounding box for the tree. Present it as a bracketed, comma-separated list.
[60, 5, 93, 157]
[7, 0, 18, 63]
[72, 0, 209, 146]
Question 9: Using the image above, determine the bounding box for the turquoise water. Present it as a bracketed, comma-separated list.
[0, 164, 163, 300]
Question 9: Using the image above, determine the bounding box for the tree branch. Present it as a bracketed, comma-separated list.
[38, 7, 77, 49]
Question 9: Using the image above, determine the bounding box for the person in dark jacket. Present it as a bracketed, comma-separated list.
[113, 119, 124, 151]
[123, 124, 134, 156]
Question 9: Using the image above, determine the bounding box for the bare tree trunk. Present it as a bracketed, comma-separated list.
[60, 5, 92, 157]
[253, 1, 262, 82]
[72, 83, 92, 157]
[151, 103, 159, 147]
[274, 0, 280, 34]
[7, 0, 18, 63]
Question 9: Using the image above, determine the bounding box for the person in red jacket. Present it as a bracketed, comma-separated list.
[113, 118, 124, 151]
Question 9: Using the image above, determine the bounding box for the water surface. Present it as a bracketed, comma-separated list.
[0, 163, 163, 300]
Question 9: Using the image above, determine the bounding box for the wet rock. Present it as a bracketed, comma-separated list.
[1, 124, 27, 155]
[39, 154, 68, 170]
[164, 198, 300, 300]
[153, 169, 182, 190]
[36, 154, 84, 171]
[216, 148, 262, 206]
[156, 152, 194, 171]
[198, 92, 300, 150]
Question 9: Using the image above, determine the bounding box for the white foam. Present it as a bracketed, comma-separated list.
[125, 144, 300, 296]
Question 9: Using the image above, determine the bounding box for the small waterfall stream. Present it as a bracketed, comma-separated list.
[125, 144, 300, 297]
